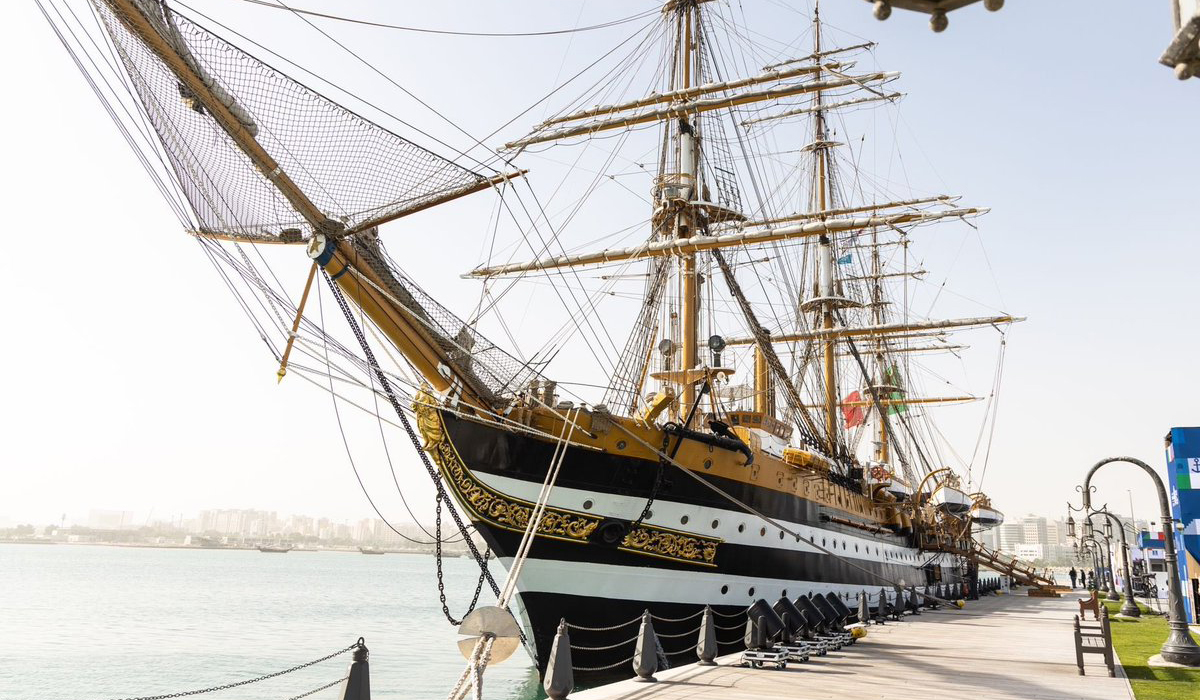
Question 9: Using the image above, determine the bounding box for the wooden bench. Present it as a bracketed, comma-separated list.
[1073, 608, 1115, 677]
[1078, 590, 1101, 621]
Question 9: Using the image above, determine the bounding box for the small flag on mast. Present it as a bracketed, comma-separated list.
[836, 253, 853, 265]
[842, 390, 866, 428]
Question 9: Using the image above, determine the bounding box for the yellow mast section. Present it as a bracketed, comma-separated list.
[677, 1, 701, 420]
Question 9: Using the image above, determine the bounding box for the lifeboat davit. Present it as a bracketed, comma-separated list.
[867, 462, 914, 501]
[969, 493, 1004, 528]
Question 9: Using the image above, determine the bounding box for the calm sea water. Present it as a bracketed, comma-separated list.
[0, 544, 542, 700]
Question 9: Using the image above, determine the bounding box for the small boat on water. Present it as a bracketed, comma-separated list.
[257, 544, 293, 553]
[358, 546, 386, 555]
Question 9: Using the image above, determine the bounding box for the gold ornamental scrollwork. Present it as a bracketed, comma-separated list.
[411, 389, 721, 567]
[621, 527, 719, 567]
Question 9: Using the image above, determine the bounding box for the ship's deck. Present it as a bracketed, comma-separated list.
[573, 591, 1134, 700]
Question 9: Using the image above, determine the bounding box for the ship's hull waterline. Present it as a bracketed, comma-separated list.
[423, 409, 962, 682]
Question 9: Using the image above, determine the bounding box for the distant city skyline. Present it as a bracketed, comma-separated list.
[3, 504, 431, 537]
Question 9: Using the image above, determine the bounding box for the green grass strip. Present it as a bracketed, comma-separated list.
[1101, 599, 1200, 700]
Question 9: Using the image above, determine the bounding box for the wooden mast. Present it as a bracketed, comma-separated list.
[676, 0, 700, 423]
[812, 5, 840, 454]
[872, 218, 890, 463]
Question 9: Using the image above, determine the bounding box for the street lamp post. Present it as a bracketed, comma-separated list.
[1084, 456, 1200, 665]
[1081, 536, 1106, 592]
[1093, 525, 1118, 599]
[1070, 501, 1137, 612]
[1090, 508, 1141, 617]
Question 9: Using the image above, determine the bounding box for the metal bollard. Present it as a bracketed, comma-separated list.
[858, 590, 870, 625]
[544, 620, 573, 700]
[697, 606, 717, 666]
[632, 611, 658, 682]
[338, 638, 370, 700]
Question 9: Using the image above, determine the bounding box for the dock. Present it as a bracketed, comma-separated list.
[573, 592, 1133, 700]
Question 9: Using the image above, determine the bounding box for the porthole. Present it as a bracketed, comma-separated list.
[645, 510, 654, 519]
[711, 519, 720, 529]
[616, 440, 627, 450]
[779, 531, 785, 540]
[737, 523, 745, 533]
[720, 585, 729, 595]
[822, 538, 826, 547]
[782, 589, 788, 598]
[760, 527, 767, 537]
[703, 459, 713, 470]
[582, 500, 594, 510]
[748, 587, 756, 596]
[680, 515, 690, 525]
[855, 544, 859, 553]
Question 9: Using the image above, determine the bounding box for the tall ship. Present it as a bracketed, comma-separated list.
[47, 0, 1033, 683]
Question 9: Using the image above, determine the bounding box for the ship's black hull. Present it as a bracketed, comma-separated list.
[431, 410, 963, 684]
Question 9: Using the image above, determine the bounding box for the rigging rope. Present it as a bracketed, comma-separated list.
[235, 0, 660, 38]
[711, 248, 825, 450]
[321, 273, 506, 620]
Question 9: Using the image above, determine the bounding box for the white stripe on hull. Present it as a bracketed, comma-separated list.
[498, 556, 932, 607]
[473, 469, 926, 568]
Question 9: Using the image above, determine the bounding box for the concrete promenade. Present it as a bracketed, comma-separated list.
[573, 592, 1133, 700]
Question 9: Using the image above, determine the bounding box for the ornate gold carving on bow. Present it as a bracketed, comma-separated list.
[621, 527, 719, 567]
[412, 388, 721, 566]
[413, 388, 445, 449]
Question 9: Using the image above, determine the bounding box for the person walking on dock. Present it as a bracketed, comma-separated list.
[1069, 566, 1078, 589]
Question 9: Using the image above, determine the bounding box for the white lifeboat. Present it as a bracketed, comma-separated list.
[930, 483, 972, 515]
[969, 493, 1004, 528]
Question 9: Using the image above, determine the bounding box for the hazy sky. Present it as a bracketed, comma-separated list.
[3, 1, 1196, 531]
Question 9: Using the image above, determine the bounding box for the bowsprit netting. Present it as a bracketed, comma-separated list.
[93, 0, 490, 241]
[359, 235, 547, 406]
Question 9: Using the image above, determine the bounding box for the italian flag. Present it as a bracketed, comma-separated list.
[1180, 457, 1200, 491]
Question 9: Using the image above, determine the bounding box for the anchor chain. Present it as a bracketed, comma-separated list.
[628, 433, 670, 532]
[324, 275, 509, 628]
[435, 491, 491, 625]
